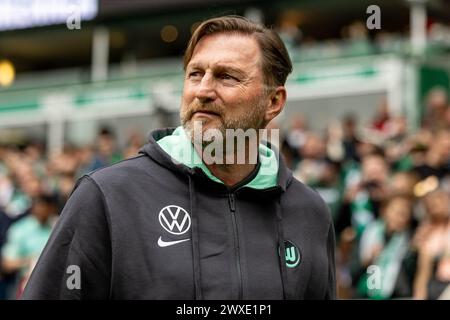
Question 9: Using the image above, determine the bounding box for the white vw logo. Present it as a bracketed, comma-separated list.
[158, 205, 191, 235]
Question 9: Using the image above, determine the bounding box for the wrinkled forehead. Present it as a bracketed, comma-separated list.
[187, 33, 262, 71]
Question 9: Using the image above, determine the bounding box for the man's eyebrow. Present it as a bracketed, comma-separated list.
[215, 65, 246, 76]
[187, 63, 247, 76]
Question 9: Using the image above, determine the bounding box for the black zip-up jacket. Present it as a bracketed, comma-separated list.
[22, 128, 336, 299]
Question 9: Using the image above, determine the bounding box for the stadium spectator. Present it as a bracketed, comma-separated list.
[85, 127, 122, 172]
[413, 189, 450, 299]
[1, 193, 58, 298]
[337, 152, 390, 238]
[293, 133, 327, 185]
[422, 87, 449, 132]
[357, 195, 414, 299]
[284, 114, 308, 166]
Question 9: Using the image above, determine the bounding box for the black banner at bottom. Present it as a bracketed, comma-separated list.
[0, 300, 443, 318]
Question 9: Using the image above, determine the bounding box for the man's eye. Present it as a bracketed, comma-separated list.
[220, 73, 237, 81]
[188, 71, 202, 78]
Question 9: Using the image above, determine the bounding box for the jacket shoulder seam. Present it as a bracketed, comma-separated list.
[84, 154, 147, 176]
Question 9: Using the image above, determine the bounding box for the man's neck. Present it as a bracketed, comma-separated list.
[207, 162, 257, 187]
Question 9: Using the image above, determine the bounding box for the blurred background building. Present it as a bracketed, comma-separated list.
[0, 0, 450, 299]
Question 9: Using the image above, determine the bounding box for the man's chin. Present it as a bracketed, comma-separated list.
[184, 121, 224, 145]
[186, 119, 223, 133]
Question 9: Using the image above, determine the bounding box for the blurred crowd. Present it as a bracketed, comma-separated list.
[1, 87, 450, 300]
[278, 86, 450, 300]
[0, 128, 144, 299]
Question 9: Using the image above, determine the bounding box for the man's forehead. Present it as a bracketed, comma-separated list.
[187, 33, 261, 70]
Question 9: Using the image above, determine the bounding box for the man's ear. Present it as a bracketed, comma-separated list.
[264, 86, 287, 123]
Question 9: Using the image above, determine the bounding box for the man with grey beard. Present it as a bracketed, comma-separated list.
[22, 15, 336, 300]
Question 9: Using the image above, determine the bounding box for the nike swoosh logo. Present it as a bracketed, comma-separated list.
[157, 236, 190, 247]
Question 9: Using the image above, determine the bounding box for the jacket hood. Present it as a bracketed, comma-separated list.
[138, 126, 293, 193]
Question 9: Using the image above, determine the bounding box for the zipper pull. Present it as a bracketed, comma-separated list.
[228, 193, 236, 212]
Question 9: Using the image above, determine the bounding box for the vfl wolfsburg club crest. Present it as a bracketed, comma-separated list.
[279, 240, 301, 268]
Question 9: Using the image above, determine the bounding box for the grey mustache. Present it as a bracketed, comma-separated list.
[188, 103, 223, 118]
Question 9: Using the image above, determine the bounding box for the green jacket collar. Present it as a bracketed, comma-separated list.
[156, 126, 278, 190]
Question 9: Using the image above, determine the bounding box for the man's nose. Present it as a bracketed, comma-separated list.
[195, 73, 217, 103]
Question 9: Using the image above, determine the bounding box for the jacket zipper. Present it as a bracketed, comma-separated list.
[228, 192, 243, 300]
